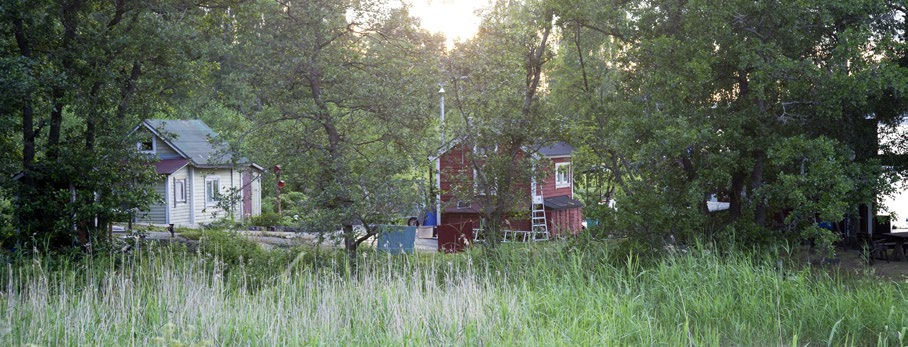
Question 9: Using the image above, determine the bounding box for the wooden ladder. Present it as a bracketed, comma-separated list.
[531, 195, 549, 241]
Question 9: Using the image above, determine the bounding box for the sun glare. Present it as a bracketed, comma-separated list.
[403, 0, 489, 48]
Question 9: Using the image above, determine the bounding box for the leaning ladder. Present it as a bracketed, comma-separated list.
[531, 195, 549, 241]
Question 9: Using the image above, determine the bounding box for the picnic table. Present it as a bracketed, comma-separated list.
[881, 232, 908, 261]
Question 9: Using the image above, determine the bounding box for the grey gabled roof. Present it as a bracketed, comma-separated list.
[537, 142, 575, 157]
[141, 119, 250, 168]
[429, 138, 575, 161]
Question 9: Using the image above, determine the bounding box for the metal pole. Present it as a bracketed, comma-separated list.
[439, 86, 445, 145]
[437, 86, 444, 226]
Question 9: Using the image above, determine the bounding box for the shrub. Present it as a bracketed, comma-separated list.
[0, 188, 15, 248]
[250, 212, 283, 227]
[199, 229, 265, 268]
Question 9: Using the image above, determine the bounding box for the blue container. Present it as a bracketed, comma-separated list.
[423, 211, 437, 226]
[377, 225, 417, 254]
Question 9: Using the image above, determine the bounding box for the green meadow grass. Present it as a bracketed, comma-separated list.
[0, 237, 905, 346]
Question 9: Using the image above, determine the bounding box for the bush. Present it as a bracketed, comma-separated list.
[204, 217, 241, 231]
[250, 212, 283, 227]
[0, 188, 15, 248]
[199, 229, 265, 268]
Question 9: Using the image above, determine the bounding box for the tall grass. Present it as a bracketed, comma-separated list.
[0, 238, 905, 346]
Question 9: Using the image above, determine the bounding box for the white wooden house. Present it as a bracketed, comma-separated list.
[132, 119, 263, 226]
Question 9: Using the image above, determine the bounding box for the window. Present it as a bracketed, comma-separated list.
[205, 177, 220, 205]
[174, 179, 187, 204]
[472, 144, 498, 156]
[137, 135, 155, 154]
[555, 162, 571, 188]
[457, 201, 471, 209]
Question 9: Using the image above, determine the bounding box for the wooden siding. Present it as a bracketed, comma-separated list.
[536, 157, 573, 199]
[136, 166, 258, 227]
[136, 128, 183, 160]
[169, 166, 191, 225]
[440, 213, 531, 232]
[138, 178, 167, 224]
[441, 208, 582, 236]
[192, 168, 244, 225]
[153, 136, 183, 160]
[251, 173, 262, 216]
[439, 143, 471, 210]
[240, 169, 263, 220]
[547, 207, 583, 236]
[437, 143, 580, 235]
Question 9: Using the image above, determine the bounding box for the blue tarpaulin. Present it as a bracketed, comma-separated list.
[423, 211, 437, 226]
[376, 225, 417, 254]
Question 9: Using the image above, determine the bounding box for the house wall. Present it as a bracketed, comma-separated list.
[169, 166, 191, 225]
[438, 144, 535, 207]
[239, 169, 264, 219]
[536, 157, 573, 199]
[547, 207, 583, 236]
[138, 178, 168, 224]
[192, 167, 244, 225]
[154, 137, 182, 160]
[439, 144, 471, 209]
[137, 166, 258, 227]
[251, 171, 262, 216]
[441, 212, 531, 232]
[437, 144, 581, 235]
[135, 128, 182, 160]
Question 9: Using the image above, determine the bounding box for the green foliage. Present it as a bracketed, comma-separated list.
[766, 136, 854, 229]
[250, 212, 283, 228]
[552, 0, 908, 247]
[1, 0, 233, 248]
[198, 229, 264, 268]
[443, 0, 559, 247]
[0, 187, 15, 246]
[219, 0, 445, 256]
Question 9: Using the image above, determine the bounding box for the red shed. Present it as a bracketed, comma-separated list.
[431, 141, 583, 240]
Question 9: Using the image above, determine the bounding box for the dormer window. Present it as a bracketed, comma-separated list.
[137, 135, 155, 154]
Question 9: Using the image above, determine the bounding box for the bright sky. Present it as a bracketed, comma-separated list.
[401, 0, 489, 48]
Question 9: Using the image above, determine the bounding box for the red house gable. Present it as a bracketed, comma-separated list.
[433, 141, 583, 237]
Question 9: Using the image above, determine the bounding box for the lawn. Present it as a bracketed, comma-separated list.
[0, 236, 905, 346]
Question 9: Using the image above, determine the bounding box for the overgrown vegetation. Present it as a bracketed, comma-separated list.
[0, 239, 905, 346]
[1, 1, 907, 342]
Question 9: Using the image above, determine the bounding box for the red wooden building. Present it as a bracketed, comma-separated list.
[432, 141, 583, 240]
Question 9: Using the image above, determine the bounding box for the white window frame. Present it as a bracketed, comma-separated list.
[472, 144, 498, 156]
[457, 201, 471, 209]
[205, 177, 221, 206]
[174, 178, 187, 204]
[555, 162, 571, 189]
[137, 135, 155, 154]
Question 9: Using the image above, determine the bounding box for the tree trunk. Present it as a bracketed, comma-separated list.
[749, 151, 766, 227]
[728, 172, 746, 220]
[116, 61, 142, 119]
[49, 0, 83, 159]
[14, 17, 35, 189]
[343, 224, 358, 273]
